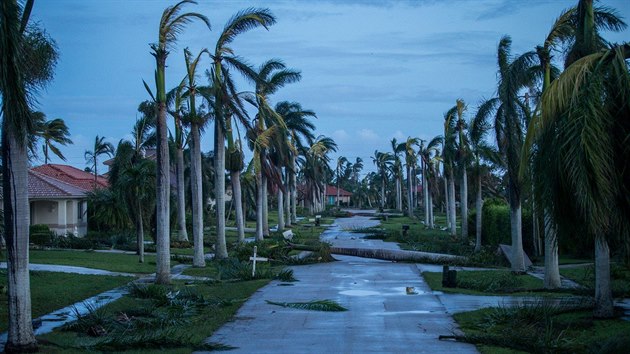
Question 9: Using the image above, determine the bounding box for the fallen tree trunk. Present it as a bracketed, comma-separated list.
[329, 247, 467, 264]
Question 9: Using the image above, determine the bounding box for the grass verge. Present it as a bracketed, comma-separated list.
[423, 270, 554, 296]
[0, 270, 133, 332]
[26, 249, 162, 274]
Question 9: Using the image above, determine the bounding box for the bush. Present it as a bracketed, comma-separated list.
[30, 224, 54, 246]
[472, 199, 533, 252]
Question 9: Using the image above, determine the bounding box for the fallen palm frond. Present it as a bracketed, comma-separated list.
[265, 299, 348, 312]
[274, 269, 297, 282]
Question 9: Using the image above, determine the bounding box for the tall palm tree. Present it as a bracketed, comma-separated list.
[390, 138, 405, 211]
[183, 48, 210, 267]
[469, 103, 495, 252]
[443, 107, 458, 236]
[336, 156, 348, 207]
[372, 150, 393, 211]
[477, 36, 537, 272]
[532, 0, 628, 317]
[32, 113, 72, 164]
[209, 8, 275, 257]
[418, 137, 441, 227]
[167, 82, 189, 242]
[301, 136, 337, 214]
[276, 101, 316, 223]
[146, 0, 209, 283]
[84, 135, 114, 185]
[404, 137, 419, 218]
[454, 99, 470, 240]
[252, 59, 300, 237]
[1, 0, 57, 350]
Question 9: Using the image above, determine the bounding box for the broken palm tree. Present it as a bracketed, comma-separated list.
[265, 299, 348, 312]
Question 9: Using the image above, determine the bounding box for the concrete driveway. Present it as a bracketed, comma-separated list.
[203, 213, 477, 353]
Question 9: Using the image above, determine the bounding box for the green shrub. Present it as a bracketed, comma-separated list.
[474, 199, 533, 253]
[457, 271, 523, 292]
[30, 224, 54, 246]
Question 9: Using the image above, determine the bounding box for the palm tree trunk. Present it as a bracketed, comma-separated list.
[291, 157, 298, 224]
[231, 170, 245, 242]
[423, 164, 429, 225]
[543, 212, 560, 289]
[137, 206, 145, 263]
[509, 197, 526, 273]
[155, 99, 171, 284]
[460, 168, 468, 240]
[277, 189, 285, 232]
[475, 176, 483, 252]
[380, 177, 386, 210]
[448, 173, 457, 236]
[255, 171, 264, 241]
[406, 165, 413, 217]
[444, 174, 450, 229]
[329, 247, 466, 263]
[395, 177, 401, 211]
[428, 189, 434, 228]
[3, 128, 37, 351]
[176, 147, 188, 241]
[594, 236, 614, 318]
[336, 170, 340, 207]
[214, 121, 228, 259]
[284, 172, 291, 227]
[262, 175, 269, 236]
[191, 124, 205, 267]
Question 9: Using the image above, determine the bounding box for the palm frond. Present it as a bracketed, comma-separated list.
[265, 299, 348, 312]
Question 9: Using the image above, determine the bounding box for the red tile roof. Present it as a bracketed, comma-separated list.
[31, 164, 109, 191]
[28, 170, 87, 198]
[325, 185, 352, 197]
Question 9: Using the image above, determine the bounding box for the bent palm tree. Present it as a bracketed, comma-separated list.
[32, 113, 72, 164]
[84, 135, 114, 186]
[209, 8, 275, 257]
[146, 0, 210, 283]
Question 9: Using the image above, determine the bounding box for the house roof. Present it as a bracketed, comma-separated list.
[28, 170, 87, 199]
[31, 164, 108, 191]
[325, 185, 352, 197]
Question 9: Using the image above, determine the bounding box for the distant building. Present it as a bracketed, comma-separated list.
[325, 185, 352, 206]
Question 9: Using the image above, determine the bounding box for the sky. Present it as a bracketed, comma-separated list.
[32, 0, 630, 176]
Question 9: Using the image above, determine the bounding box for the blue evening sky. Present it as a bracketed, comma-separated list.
[32, 0, 630, 176]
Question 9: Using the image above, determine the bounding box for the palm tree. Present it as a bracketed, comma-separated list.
[477, 36, 537, 272]
[469, 103, 495, 252]
[301, 136, 337, 214]
[1, 0, 57, 350]
[167, 82, 189, 242]
[372, 150, 393, 211]
[84, 135, 114, 186]
[390, 138, 405, 211]
[209, 8, 275, 257]
[276, 101, 316, 223]
[418, 137, 442, 228]
[454, 99, 470, 240]
[443, 107, 458, 236]
[32, 113, 72, 164]
[336, 156, 348, 207]
[404, 137, 419, 218]
[532, 0, 628, 317]
[252, 59, 300, 237]
[183, 48, 210, 268]
[145, 0, 209, 283]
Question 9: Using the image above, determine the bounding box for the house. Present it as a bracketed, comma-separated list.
[27, 164, 108, 236]
[325, 185, 352, 206]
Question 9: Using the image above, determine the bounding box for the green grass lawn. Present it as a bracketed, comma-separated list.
[37, 276, 270, 352]
[0, 271, 133, 332]
[422, 270, 549, 296]
[26, 249, 161, 274]
[560, 264, 630, 297]
[453, 305, 630, 353]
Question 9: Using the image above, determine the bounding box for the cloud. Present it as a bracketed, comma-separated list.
[393, 130, 406, 141]
[332, 129, 350, 142]
[358, 129, 379, 141]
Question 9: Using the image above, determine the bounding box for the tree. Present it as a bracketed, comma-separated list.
[32, 113, 72, 164]
[372, 150, 393, 211]
[335, 156, 348, 207]
[532, 0, 628, 317]
[418, 137, 441, 228]
[443, 107, 458, 236]
[183, 48, 210, 267]
[167, 82, 189, 242]
[454, 99, 470, 240]
[276, 101, 316, 223]
[146, 0, 209, 283]
[209, 8, 275, 256]
[404, 137, 419, 218]
[1, 0, 57, 350]
[84, 135, 114, 186]
[390, 138, 405, 211]
[300, 136, 337, 214]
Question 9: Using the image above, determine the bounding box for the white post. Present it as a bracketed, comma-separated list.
[252, 246, 258, 277]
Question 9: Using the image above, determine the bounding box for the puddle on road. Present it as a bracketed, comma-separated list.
[339, 287, 426, 297]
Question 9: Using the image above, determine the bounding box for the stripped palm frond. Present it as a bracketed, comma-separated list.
[265, 299, 348, 312]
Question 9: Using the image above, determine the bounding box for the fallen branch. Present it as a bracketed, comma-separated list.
[329, 247, 467, 264]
